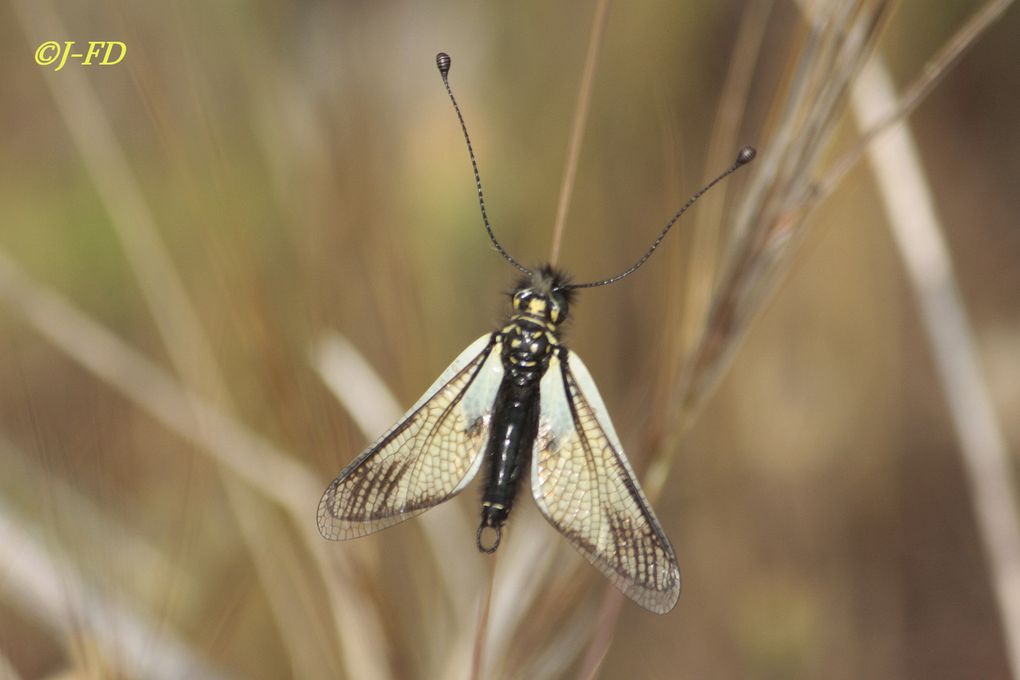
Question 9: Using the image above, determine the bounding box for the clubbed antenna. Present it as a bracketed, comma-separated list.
[437, 52, 531, 277]
[567, 146, 758, 290]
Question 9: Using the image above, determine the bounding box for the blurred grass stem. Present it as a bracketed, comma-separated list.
[312, 333, 482, 626]
[471, 555, 498, 680]
[0, 435, 174, 593]
[548, 0, 612, 266]
[12, 0, 396, 676]
[13, 1, 326, 674]
[0, 651, 22, 680]
[579, 0, 1012, 672]
[0, 249, 392, 679]
[0, 497, 231, 680]
[851, 54, 1020, 679]
[816, 0, 1014, 207]
[683, 0, 774, 357]
[574, 589, 622, 680]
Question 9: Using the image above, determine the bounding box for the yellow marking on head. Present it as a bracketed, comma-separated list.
[527, 299, 547, 316]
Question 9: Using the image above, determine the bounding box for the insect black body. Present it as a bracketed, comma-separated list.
[316, 52, 756, 614]
[478, 267, 571, 551]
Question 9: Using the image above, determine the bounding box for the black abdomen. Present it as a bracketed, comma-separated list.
[476, 376, 540, 552]
[475, 320, 556, 553]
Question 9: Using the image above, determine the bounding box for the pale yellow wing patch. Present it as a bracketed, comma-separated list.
[532, 351, 681, 614]
[317, 334, 502, 541]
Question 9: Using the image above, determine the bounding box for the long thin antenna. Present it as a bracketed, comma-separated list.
[437, 52, 531, 277]
[567, 146, 757, 290]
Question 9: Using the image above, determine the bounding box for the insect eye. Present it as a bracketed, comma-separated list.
[550, 293, 568, 323]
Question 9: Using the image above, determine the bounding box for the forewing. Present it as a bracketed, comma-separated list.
[318, 334, 503, 540]
[532, 350, 681, 613]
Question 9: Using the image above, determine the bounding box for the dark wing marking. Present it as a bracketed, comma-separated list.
[318, 334, 503, 540]
[531, 349, 681, 613]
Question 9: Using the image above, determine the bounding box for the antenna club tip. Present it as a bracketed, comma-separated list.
[736, 146, 757, 165]
[436, 52, 451, 77]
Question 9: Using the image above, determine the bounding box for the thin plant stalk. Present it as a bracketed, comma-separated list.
[11, 1, 383, 676]
[471, 555, 499, 680]
[681, 0, 775, 358]
[12, 1, 326, 675]
[815, 0, 1014, 207]
[558, 4, 893, 674]
[548, 0, 612, 266]
[666, 1, 889, 443]
[312, 333, 482, 624]
[573, 589, 623, 680]
[0, 250, 390, 680]
[851, 54, 1020, 680]
[0, 498, 231, 680]
[576, 0, 1012, 672]
[0, 650, 22, 680]
[0, 435, 173, 587]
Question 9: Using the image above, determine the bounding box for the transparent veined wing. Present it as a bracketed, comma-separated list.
[532, 349, 681, 613]
[317, 333, 504, 541]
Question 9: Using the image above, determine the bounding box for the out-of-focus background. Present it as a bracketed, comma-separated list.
[0, 1, 1017, 679]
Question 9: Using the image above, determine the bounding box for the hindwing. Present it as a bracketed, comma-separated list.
[531, 349, 681, 613]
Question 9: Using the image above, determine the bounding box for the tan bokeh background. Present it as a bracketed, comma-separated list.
[0, 2, 1017, 679]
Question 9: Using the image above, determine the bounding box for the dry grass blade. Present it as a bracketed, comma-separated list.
[548, 0, 612, 265]
[0, 498, 231, 680]
[313, 334, 405, 439]
[682, 0, 775, 357]
[0, 250, 315, 521]
[312, 332, 483, 623]
[816, 0, 1015, 205]
[11, 1, 393, 676]
[0, 435, 174, 597]
[471, 4, 896, 674]
[10, 0, 223, 403]
[11, 0, 336, 674]
[671, 0, 1012, 461]
[578, 1, 886, 674]
[437, 509, 560, 679]
[0, 250, 391, 680]
[850, 54, 1020, 680]
[573, 590, 623, 680]
[470, 556, 498, 680]
[0, 650, 23, 680]
[666, 1, 890, 446]
[520, 602, 599, 680]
